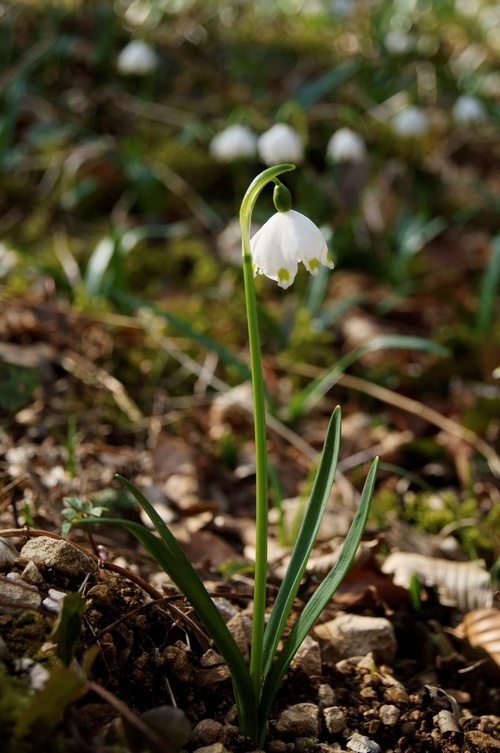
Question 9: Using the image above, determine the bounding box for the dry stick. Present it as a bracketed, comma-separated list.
[338, 372, 500, 477]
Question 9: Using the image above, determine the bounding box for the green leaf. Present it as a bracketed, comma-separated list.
[476, 234, 500, 334]
[81, 476, 258, 733]
[51, 592, 85, 667]
[259, 457, 379, 736]
[262, 407, 341, 679]
[14, 666, 85, 742]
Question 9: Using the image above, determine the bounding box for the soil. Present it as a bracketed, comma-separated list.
[1, 297, 499, 753]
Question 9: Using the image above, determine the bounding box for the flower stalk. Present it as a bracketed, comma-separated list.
[239, 163, 295, 697]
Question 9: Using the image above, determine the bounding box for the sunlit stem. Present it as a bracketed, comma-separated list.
[238, 164, 295, 700]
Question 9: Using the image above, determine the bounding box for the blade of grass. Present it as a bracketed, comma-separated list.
[261, 406, 342, 679]
[258, 457, 379, 741]
[476, 234, 500, 334]
[286, 335, 449, 423]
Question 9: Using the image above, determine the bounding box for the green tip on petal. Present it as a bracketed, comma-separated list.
[308, 257, 319, 271]
[278, 267, 291, 284]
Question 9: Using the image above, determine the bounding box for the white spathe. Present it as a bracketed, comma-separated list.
[210, 124, 258, 162]
[117, 40, 158, 75]
[250, 210, 333, 289]
[257, 124, 304, 166]
[391, 105, 429, 137]
[326, 128, 366, 163]
[452, 95, 487, 124]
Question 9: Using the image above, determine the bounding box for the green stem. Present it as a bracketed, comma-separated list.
[238, 164, 295, 700]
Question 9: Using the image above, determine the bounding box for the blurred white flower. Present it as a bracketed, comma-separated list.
[384, 30, 414, 55]
[117, 40, 158, 75]
[391, 106, 429, 137]
[250, 210, 333, 289]
[209, 124, 258, 162]
[452, 95, 487, 124]
[257, 124, 304, 166]
[326, 128, 366, 163]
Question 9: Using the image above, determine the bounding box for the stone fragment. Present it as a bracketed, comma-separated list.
[20, 537, 97, 580]
[314, 614, 397, 663]
[291, 634, 322, 676]
[190, 719, 224, 747]
[192, 744, 230, 753]
[21, 560, 45, 586]
[323, 706, 347, 734]
[318, 683, 336, 709]
[0, 575, 41, 612]
[0, 538, 18, 570]
[379, 704, 400, 725]
[275, 702, 320, 737]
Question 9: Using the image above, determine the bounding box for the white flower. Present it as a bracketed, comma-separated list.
[117, 40, 158, 76]
[384, 30, 414, 55]
[209, 124, 258, 162]
[257, 124, 304, 166]
[391, 106, 429, 137]
[452, 95, 486, 124]
[250, 210, 333, 289]
[326, 128, 366, 163]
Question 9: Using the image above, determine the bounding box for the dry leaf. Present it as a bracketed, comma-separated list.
[381, 552, 494, 611]
[455, 608, 500, 666]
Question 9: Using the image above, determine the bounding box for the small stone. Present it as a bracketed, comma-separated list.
[193, 744, 230, 753]
[291, 634, 322, 676]
[191, 719, 224, 747]
[0, 538, 18, 570]
[379, 704, 400, 726]
[315, 614, 397, 663]
[195, 663, 230, 686]
[275, 702, 319, 737]
[318, 683, 336, 709]
[164, 645, 192, 683]
[21, 560, 45, 586]
[324, 706, 347, 734]
[200, 649, 225, 667]
[42, 588, 66, 613]
[0, 576, 41, 613]
[20, 537, 97, 580]
[268, 741, 288, 753]
[124, 706, 191, 752]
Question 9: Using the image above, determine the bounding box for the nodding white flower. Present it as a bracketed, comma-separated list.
[250, 209, 333, 289]
[391, 106, 429, 137]
[209, 124, 258, 162]
[384, 30, 414, 55]
[326, 128, 367, 163]
[117, 40, 158, 75]
[257, 124, 304, 166]
[452, 94, 487, 124]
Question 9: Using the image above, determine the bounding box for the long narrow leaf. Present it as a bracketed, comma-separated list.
[262, 407, 342, 679]
[286, 336, 449, 422]
[259, 457, 379, 729]
[82, 477, 257, 732]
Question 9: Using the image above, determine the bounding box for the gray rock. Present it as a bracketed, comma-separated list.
[0, 575, 41, 613]
[0, 538, 18, 570]
[379, 704, 400, 725]
[21, 560, 45, 586]
[275, 702, 319, 737]
[290, 634, 322, 676]
[190, 719, 224, 747]
[323, 706, 347, 734]
[20, 536, 97, 580]
[192, 744, 230, 753]
[315, 614, 397, 663]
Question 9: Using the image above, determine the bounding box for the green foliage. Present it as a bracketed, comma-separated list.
[60, 496, 107, 536]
